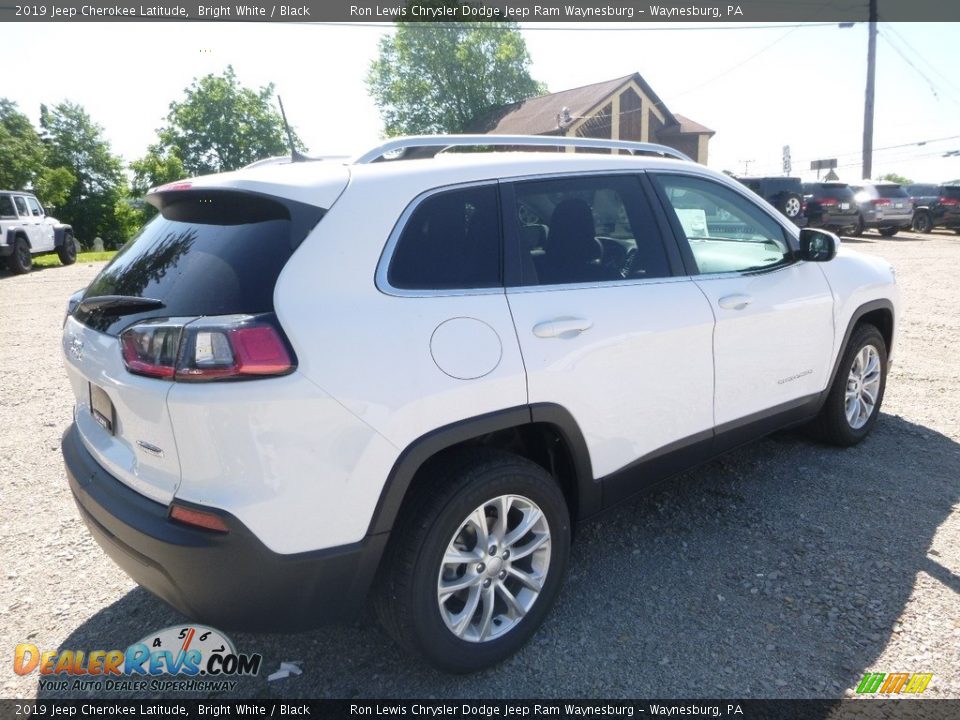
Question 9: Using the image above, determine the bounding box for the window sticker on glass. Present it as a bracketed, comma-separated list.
[675, 208, 709, 238]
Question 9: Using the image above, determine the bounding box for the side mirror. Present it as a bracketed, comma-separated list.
[799, 228, 838, 262]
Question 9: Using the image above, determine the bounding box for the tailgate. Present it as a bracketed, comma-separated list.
[63, 315, 180, 503]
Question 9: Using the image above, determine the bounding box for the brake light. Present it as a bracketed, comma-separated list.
[819, 197, 839, 207]
[872, 198, 892, 207]
[169, 503, 229, 533]
[939, 196, 959, 206]
[120, 315, 294, 382]
[120, 322, 180, 379]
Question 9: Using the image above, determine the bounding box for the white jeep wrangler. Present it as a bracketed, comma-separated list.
[1, 190, 77, 273]
[61, 136, 898, 672]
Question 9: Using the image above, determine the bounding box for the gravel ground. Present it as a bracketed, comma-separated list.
[1, 229, 958, 700]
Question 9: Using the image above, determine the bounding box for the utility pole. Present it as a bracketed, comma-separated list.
[862, 0, 878, 180]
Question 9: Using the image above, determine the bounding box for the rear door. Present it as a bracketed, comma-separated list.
[650, 172, 835, 441]
[503, 173, 716, 495]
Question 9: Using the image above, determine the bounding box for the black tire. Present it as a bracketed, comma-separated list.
[911, 212, 933, 233]
[8, 236, 32, 274]
[374, 449, 571, 673]
[850, 214, 864, 237]
[776, 192, 803, 220]
[878, 227, 899, 237]
[809, 323, 887, 447]
[57, 232, 78, 265]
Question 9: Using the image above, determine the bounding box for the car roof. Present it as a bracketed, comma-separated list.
[167, 151, 730, 209]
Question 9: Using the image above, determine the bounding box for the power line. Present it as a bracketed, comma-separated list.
[877, 30, 959, 105]
[880, 23, 960, 98]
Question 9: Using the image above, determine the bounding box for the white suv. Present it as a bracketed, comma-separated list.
[1, 190, 77, 273]
[61, 136, 897, 672]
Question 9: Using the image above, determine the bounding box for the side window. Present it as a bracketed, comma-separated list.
[652, 174, 792, 275]
[13, 196, 29, 217]
[0, 195, 15, 217]
[511, 175, 670, 287]
[26, 197, 43, 217]
[388, 184, 501, 290]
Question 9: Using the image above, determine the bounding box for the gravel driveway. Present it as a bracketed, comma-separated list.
[2, 229, 958, 700]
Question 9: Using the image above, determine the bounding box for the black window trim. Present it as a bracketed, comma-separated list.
[647, 170, 803, 279]
[375, 179, 506, 298]
[500, 170, 687, 292]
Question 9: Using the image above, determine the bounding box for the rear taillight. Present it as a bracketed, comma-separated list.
[819, 197, 839, 207]
[872, 198, 892, 207]
[120, 322, 181, 379]
[120, 315, 294, 382]
[940, 196, 959, 206]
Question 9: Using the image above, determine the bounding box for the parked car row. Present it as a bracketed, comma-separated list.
[737, 176, 960, 238]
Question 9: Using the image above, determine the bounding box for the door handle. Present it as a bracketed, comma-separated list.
[718, 294, 753, 311]
[532, 317, 593, 339]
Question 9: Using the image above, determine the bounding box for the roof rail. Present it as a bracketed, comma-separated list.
[352, 134, 692, 164]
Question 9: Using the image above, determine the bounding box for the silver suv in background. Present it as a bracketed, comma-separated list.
[849, 182, 913, 237]
[0, 191, 77, 273]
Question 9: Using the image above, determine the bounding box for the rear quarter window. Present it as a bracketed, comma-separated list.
[387, 184, 501, 291]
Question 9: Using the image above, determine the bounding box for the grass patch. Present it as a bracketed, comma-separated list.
[33, 251, 117, 267]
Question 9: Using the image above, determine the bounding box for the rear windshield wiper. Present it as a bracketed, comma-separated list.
[77, 295, 165, 316]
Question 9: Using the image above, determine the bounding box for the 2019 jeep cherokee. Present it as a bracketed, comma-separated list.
[61, 135, 898, 672]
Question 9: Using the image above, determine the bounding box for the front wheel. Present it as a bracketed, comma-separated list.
[809, 323, 888, 446]
[57, 233, 78, 265]
[374, 450, 571, 673]
[911, 212, 932, 233]
[850, 214, 864, 236]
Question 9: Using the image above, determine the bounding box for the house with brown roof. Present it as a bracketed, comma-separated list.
[468, 72, 714, 164]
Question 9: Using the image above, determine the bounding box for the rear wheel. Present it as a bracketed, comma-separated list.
[8, 236, 32, 274]
[374, 449, 570, 673]
[809, 323, 887, 446]
[57, 232, 77, 265]
[911, 212, 932, 233]
[878, 227, 899, 237]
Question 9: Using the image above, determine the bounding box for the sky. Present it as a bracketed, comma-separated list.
[7, 21, 960, 183]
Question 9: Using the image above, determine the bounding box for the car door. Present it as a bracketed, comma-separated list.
[503, 173, 716, 501]
[649, 172, 835, 447]
[25, 196, 55, 251]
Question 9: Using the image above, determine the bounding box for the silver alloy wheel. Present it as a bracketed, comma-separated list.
[845, 344, 881, 429]
[784, 197, 802, 217]
[437, 494, 551, 643]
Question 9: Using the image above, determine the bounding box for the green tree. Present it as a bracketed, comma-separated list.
[150, 66, 295, 177]
[0, 99, 46, 189]
[40, 101, 131, 247]
[878, 172, 912, 185]
[367, 21, 545, 136]
[33, 166, 76, 209]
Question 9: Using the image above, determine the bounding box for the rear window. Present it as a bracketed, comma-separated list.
[907, 184, 938, 196]
[942, 187, 960, 200]
[876, 185, 908, 199]
[77, 190, 324, 334]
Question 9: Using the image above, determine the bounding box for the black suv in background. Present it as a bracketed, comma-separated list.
[802, 182, 860, 236]
[849, 182, 913, 237]
[736, 176, 806, 225]
[905, 184, 960, 233]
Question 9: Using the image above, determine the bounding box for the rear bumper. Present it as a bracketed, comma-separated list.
[62, 423, 387, 631]
[0, 244, 13, 258]
[807, 212, 859, 231]
[861, 212, 912, 229]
